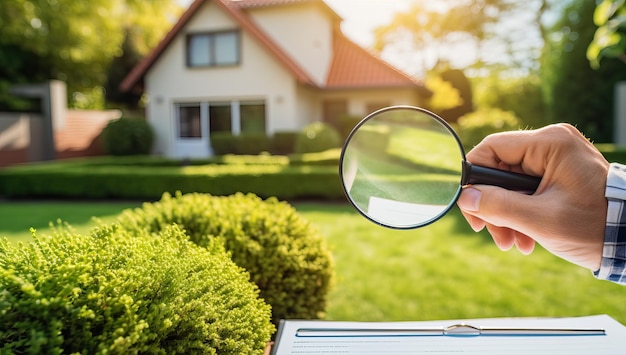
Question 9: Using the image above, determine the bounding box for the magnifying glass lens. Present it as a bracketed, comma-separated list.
[340, 107, 465, 229]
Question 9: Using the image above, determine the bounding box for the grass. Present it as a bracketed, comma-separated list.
[0, 200, 143, 243]
[1, 199, 625, 326]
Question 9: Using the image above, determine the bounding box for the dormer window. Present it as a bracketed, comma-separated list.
[187, 30, 240, 67]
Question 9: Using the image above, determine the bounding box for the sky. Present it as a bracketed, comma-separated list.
[323, 0, 411, 47]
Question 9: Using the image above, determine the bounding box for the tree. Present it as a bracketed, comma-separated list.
[104, 29, 144, 108]
[374, 0, 530, 76]
[472, 71, 547, 129]
[0, 0, 181, 110]
[541, 0, 626, 142]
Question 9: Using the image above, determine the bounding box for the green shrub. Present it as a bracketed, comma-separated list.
[0, 164, 343, 200]
[101, 117, 154, 155]
[115, 192, 334, 325]
[0, 224, 273, 354]
[235, 133, 271, 155]
[338, 115, 363, 140]
[271, 131, 298, 155]
[456, 108, 521, 151]
[289, 148, 341, 166]
[218, 154, 288, 165]
[211, 133, 271, 155]
[596, 144, 626, 163]
[210, 132, 236, 155]
[295, 122, 341, 153]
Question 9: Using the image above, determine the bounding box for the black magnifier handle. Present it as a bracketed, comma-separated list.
[462, 161, 541, 195]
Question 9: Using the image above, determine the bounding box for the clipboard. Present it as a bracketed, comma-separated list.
[270, 314, 625, 354]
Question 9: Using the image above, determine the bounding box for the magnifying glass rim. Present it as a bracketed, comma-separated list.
[339, 105, 466, 229]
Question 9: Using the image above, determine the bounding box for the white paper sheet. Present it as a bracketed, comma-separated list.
[271, 315, 626, 355]
[367, 196, 447, 225]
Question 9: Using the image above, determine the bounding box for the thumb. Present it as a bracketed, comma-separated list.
[457, 185, 538, 232]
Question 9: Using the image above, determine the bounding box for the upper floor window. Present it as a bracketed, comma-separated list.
[187, 31, 240, 67]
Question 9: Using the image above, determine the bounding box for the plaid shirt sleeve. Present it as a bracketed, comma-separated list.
[594, 163, 626, 284]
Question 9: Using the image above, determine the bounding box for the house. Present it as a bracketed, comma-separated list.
[121, 0, 431, 158]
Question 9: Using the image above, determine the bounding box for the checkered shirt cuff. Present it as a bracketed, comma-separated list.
[594, 163, 626, 284]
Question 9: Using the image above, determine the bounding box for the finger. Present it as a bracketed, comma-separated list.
[466, 124, 584, 177]
[457, 185, 540, 237]
[513, 231, 536, 255]
[466, 130, 538, 171]
[485, 224, 515, 251]
[460, 210, 486, 232]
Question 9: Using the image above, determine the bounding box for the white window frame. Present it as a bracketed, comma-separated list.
[187, 30, 240, 67]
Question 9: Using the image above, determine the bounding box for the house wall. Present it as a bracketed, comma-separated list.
[248, 3, 334, 86]
[145, 0, 305, 157]
[294, 85, 320, 128]
[322, 88, 425, 118]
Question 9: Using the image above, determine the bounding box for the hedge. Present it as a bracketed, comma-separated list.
[210, 132, 298, 156]
[0, 225, 274, 354]
[101, 117, 154, 156]
[115, 192, 334, 325]
[455, 108, 521, 151]
[295, 122, 341, 153]
[0, 164, 343, 200]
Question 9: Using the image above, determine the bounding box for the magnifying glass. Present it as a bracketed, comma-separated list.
[339, 105, 541, 229]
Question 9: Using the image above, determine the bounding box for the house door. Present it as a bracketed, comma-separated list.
[174, 103, 211, 158]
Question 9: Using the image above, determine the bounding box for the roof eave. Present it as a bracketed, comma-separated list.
[325, 84, 432, 96]
[120, 0, 318, 93]
[120, 0, 205, 92]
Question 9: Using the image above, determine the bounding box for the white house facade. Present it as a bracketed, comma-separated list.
[121, 0, 431, 158]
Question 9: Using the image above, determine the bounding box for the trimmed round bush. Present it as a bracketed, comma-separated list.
[295, 122, 341, 153]
[0, 224, 273, 354]
[115, 192, 334, 325]
[101, 117, 154, 155]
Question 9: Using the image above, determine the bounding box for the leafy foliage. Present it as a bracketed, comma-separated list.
[424, 75, 463, 113]
[295, 122, 341, 153]
[456, 108, 521, 150]
[374, 0, 524, 74]
[0, 162, 343, 200]
[588, 0, 626, 68]
[472, 73, 547, 129]
[435, 68, 474, 122]
[0, 224, 274, 354]
[209, 132, 271, 155]
[115, 192, 335, 325]
[0, 0, 182, 109]
[101, 117, 154, 155]
[542, 0, 626, 142]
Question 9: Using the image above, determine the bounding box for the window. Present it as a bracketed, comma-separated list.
[209, 103, 232, 133]
[175, 100, 266, 140]
[240, 102, 266, 133]
[187, 31, 239, 67]
[178, 105, 201, 138]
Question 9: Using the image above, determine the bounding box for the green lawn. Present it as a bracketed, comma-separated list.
[0, 200, 143, 243]
[1, 200, 625, 325]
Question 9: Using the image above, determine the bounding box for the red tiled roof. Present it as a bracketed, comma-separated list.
[327, 32, 429, 94]
[120, 0, 428, 95]
[231, 0, 319, 8]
